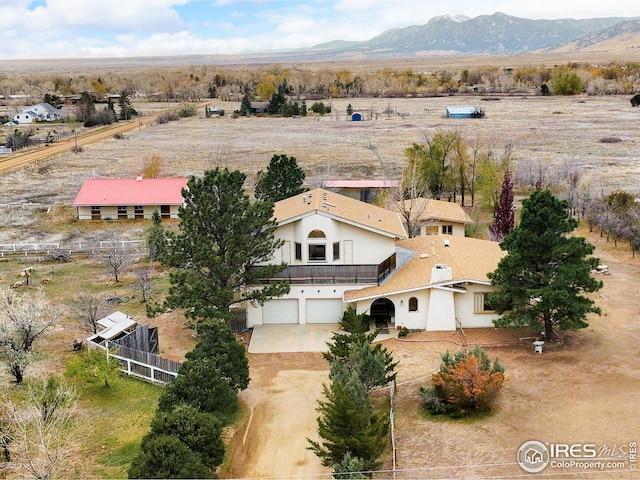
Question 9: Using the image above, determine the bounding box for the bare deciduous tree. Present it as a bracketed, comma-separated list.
[133, 266, 153, 303]
[94, 235, 133, 282]
[72, 293, 106, 334]
[1, 378, 78, 480]
[0, 288, 62, 384]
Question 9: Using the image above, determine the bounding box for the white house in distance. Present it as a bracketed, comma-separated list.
[12, 103, 64, 124]
[246, 188, 407, 326]
[246, 188, 504, 331]
[73, 176, 188, 220]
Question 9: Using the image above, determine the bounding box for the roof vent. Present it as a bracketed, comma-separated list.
[136, 173, 142, 181]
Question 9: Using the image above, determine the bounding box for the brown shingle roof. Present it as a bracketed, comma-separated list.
[399, 198, 474, 224]
[273, 188, 407, 238]
[344, 235, 505, 301]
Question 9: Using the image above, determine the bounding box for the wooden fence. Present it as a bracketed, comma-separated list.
[390, 379, 398, 479]
[88, 339, 181, 385]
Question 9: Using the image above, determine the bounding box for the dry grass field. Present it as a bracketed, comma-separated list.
[1, 93, 639, 245]
[1, 88, 640, 478]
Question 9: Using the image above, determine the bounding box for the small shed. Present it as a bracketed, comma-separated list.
[351, 112, 362, 121]
[87, 311, 137, 346]
[445, 106, 484, 119]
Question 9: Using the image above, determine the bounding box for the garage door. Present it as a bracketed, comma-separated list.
[306, 299, 344, 324]
[263, 299, 299, 324]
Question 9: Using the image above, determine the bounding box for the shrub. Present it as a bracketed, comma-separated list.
[419, 345, 505, 417]
[113, 132, 125, 140]
[178, 103, 197, 118]
[127, 434, 210, 479]
[398, 326, 410, 337]
[630, 94, 640, 107]
[599, 136, 622, 143]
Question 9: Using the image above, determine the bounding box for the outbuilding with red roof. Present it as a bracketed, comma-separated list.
[72, 176, 188, 220]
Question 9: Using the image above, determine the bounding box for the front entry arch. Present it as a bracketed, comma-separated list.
[370, 298, 395, 328]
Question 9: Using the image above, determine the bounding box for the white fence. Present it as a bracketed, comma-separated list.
[88, 339, 181, 385]
[0, 239, 146, 257]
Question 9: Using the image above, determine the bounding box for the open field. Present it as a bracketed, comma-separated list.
[1, 89, 640, 478]
[1, 93, 640, 245]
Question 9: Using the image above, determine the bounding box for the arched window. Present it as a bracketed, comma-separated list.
[408, 297, 418, 312]
[308, 230, 327, 261]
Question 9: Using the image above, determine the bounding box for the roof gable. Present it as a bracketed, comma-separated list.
[401, 198, 474, 224]
[273, 188, 407, 238]
[73, 177, 189, 206]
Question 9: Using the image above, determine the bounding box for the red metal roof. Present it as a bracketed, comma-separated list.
[73, 177, 189, 206]
[324, 179, 399, 188]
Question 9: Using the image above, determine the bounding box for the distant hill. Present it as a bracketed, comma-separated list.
[304, 12, 640, 58]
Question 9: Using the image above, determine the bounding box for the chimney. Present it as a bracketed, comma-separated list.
[430, 263, 453, 283]
[136, 173, 143, 181]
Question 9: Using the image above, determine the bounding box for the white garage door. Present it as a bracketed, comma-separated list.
[263, 299, 299, 324]
[306, 299, 344, 324]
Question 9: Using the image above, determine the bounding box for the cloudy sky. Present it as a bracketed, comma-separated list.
[1, 0, 640, 59]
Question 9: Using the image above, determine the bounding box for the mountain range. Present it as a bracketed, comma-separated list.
[301, 12, 640, 59]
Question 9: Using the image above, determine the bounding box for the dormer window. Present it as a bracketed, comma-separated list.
[308, 230, 327, 261]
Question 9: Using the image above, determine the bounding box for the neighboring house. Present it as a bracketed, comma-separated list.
[398, 197, 474, 237]
[344, 235, 505, 331]
[325, 179, 399, 204]
[12, 102, 63, 124]
[445, 106, 484, 118]
[245, 188, 407, 327]
[250, 102, 268, 114]
[73, 176, 188, 220]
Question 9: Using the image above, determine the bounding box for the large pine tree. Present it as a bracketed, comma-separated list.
[161, 168, 289, 323]
[254, 154, 306, 203]
[488, 190, 603, 340]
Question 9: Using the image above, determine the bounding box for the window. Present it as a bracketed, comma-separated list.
[309, 244, 326, 261]
[295, 242, 302, 261]
[134, 205, 144, 219]
[442, 225, 453, 235]
[425, 225, 438, 235]
[117, 206, 128, 219]
[408, 297, 418, 312]
[160, 205, 171, 219]
[333, 242, 340, 260]
[308, 230, 327, 262]
[474, 293, 495, 313]
[90, 206, 101, 220]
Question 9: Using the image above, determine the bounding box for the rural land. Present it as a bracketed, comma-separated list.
[1, 47, 640, 479]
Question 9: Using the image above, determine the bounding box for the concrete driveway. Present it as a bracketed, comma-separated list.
[248, 324, 397, 353]
[248, 324, 339, 353]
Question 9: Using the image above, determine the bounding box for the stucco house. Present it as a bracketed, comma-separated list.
[246, 188, 504, 332]
[344, 235, 505, 331]
[398, 197, 474, 237]
[73, 176, 188, 220]
[246, 188, 407, 326]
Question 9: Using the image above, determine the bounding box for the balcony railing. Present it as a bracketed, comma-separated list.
[251, 253, 396, 285]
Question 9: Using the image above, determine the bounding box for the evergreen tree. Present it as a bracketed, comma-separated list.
[146, 210, 166, 262]
[488, 190, 603, 340]
[308, 369, 389, 472]
[127, 434, 210, 479]
[488, 169, 515, 242]
[147, 405, 225, 470]
[346, 103, 354, 115]
[267, 92, 286, 115]
[161, 168, 289, 323]
[118, 90, 138, 120]
[239, 94, 252, 116]
[255, 154, 307, 202]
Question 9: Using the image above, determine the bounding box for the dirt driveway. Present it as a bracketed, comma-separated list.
[217, 229, 640, 479]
